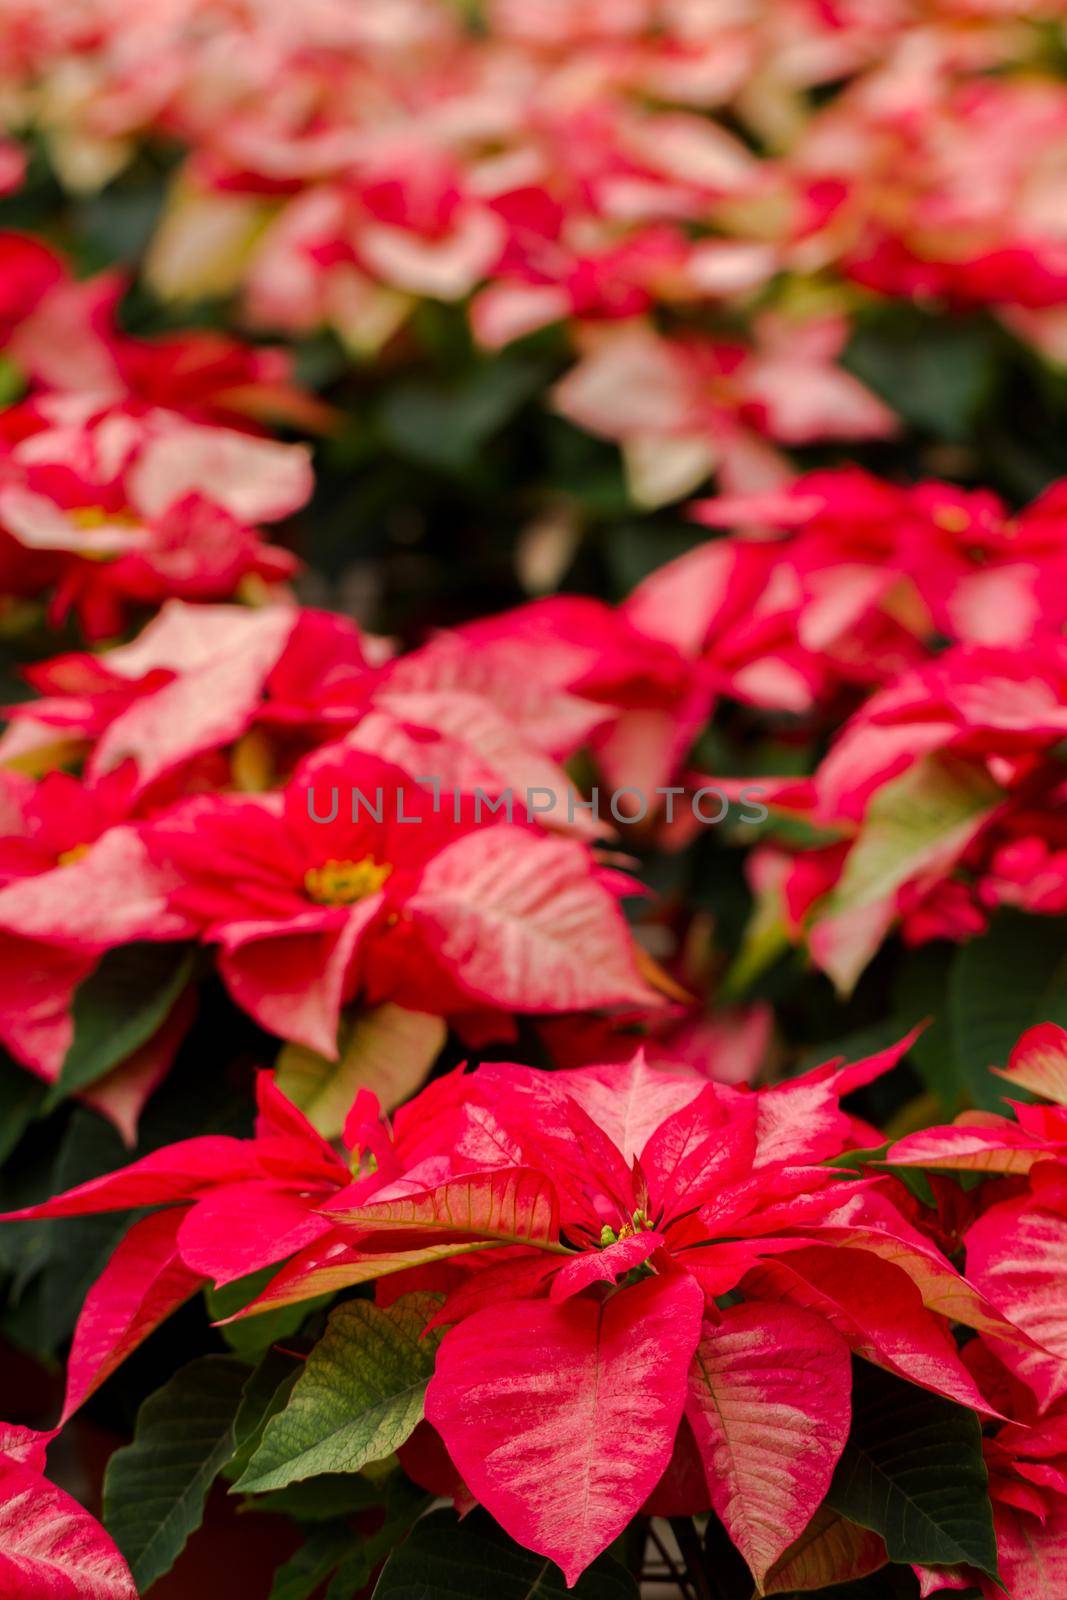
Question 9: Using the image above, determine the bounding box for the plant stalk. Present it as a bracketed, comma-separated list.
[669, 1517, 715, 1600]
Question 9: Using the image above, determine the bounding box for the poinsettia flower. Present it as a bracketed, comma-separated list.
[0, 226, 325, 431]
[890, 1025, 1067, 1180]
[250, 1040, 1003, 1581]
[201, 136, 502, 338]
[553, 315, 895, 508]
[800, 71, 1067, 334]
[467, 97, 767, 350]
[0, 1070, 377, 1436]
[3, 596, 621, 822]
[109, 326, 333, 434]
[2, 599, 649, 878]
[727, 641, 1067, 991]
[0, 763, 141, 887]
[139, 747, 655, 1055]
[470, 184, 698, 350]
[4, 1035, 1011, 1585]
[0, 395, 307, 637]
[0, 764, 194, 1107]
[539, 1004, 773, 1087]
[381, 618, 610, 766]
[978, 828, 1067, 918]
[7, 0, 1067, 365]
[625, 496, 928, 718]
[450, 595, 716, 801]
[0, 602, 316, 793]
[0, 255, 129, 400]
[354, 146, 507, 301]
[980, 1413, 1067, 1600]
[0, 140, 25, 195]
[243, 187, 412, 355]
[2, 1068, 470, 1427]
[691, 468, 1067, 654]
[0, 489, 297, 641]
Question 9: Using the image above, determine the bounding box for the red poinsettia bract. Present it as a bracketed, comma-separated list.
[889, 1023, 1067, 1598]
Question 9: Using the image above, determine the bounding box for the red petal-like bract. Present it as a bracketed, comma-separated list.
[60, 1206, 204, 1423]
[91, 604, 297, 791]
[175, 1181, 332, 1286]
[0, 1036, 1021, 1588]
[407, 829, 652, 1014]
[548, 1231, 664, 1300]
[325, 1168, 563, 1250]
[425, 1273, 704, 1584]
[230, 1237, 492, 1320]
[760, 1189, 1033, 1352]
[742, 1247, 997, 1415]
[2, 1135, 259, 1219]
[889, 1121, 1055, 1176]
[992, 1500, 1067, 1600]
[0, 1426, 51, 1473]
[685, 1302, 852, 1585]
[567, 1053, 705, 1164]
[0, 1455, 137, 1599]
[966, 1199, 1067, 1413]
[995, 1022, 1067, 1106]
[217, 905, 376, 1060]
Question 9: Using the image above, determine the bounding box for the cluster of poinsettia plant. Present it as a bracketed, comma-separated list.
[1, 3, 1067, 1599]
[9, 0, 1067, 393]
[8, 1023, 1067, 1597]
[0, 1034, 1033, 1592]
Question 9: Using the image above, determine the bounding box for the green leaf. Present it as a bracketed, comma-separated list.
[234, 1293, 443, 1493]
[324, 1479, 431, 1597]
[268, 1475, 429, 1596]
[0, 354, 26, 409]
[372, 1510, 639, 1599]
[54, 943, 196, 1102]
[950, 912, 1067, 1109]
[74, 185, 167, 266]
[252, 1474, 386, 1523]
[269, 1524, 354, 1600]
[225, 1349, 302, 1485]
[892, 944, 964, 1111]
[844, 311, 998, 441]
[103, 1354, 248, 1591]
[827, 1363, 998, 1577]
[276, 1004, 445, 1139]
[380, 356, 546, 473]
[0, 1052, 45, 1164]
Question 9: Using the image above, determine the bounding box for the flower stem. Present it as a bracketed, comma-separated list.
[669, 1517, 715, 1600]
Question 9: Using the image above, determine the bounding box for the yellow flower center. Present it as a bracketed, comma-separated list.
[931, 505, 971, 534]
[67, 506, 141, 562]
[57, 842, 91, 867]
[69, 506, 138, 530]
[304, 855, 392, 906]
[598, 1211, 652, 1249]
